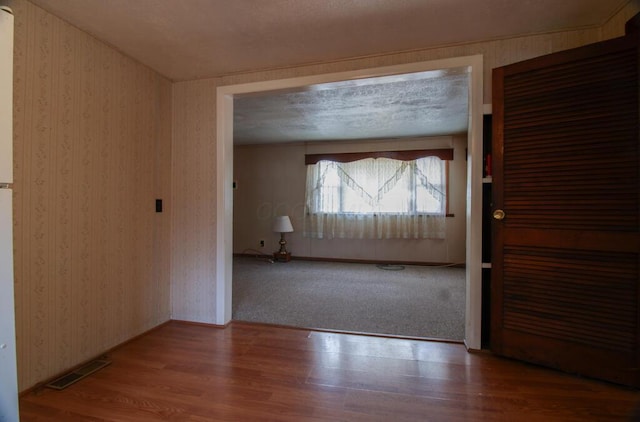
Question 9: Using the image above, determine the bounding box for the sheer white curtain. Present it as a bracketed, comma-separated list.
[304, 157, 446, 239]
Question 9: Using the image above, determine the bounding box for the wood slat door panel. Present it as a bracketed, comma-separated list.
[491, 25, 640, 387]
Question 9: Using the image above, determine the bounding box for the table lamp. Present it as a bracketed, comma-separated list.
[273, 215, 293, 262]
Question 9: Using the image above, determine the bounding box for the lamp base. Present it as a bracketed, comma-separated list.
[273, 251, 291, 262]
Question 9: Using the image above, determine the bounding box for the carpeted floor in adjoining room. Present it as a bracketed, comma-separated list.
[232, 255, 466, 341]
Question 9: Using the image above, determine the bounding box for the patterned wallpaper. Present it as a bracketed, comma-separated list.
[170, 5, 637, 324]
[170, 79, 218, 323]
[601, 2, 639, 40]
[12, 0, 172, 390]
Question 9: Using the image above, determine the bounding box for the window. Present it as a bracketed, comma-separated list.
[313, 157, 445, 214]
[304, 149, 452, 240]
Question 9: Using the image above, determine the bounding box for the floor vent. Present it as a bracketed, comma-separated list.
[46, 358, 111, 390]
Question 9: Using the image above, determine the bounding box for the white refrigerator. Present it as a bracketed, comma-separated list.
[0, 5, 18, 422]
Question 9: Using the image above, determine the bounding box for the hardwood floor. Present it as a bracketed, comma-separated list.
[19, 321, 640, 421]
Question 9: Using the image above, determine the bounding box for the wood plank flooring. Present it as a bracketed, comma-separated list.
[19, 321, 640, 421]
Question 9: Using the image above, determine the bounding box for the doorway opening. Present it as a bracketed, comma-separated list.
[216, 55, 485, 349]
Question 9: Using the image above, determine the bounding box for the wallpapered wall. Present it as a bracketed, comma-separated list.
[233, 135, 468, 264]
[12, 0, 172, 390]
[170, 3, 638, 324]
[170, 78, 217, 323]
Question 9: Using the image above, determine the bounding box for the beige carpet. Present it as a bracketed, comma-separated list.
[232, 256, 465, 341]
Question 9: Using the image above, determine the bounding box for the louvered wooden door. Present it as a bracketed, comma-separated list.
[491, 23, 639, 387]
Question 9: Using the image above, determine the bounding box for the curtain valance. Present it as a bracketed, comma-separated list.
[304, 148, 453, 165]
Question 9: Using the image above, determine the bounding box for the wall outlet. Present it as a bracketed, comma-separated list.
[259, 239, 265, 248]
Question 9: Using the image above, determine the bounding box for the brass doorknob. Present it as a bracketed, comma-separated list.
[493, 209, 506, 220]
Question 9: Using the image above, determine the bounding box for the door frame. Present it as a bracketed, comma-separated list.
[216, 55, 485, 349]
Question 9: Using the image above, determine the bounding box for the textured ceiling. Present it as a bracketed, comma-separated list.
[22, 0, 631, 143]
[234, 67, 469, 144]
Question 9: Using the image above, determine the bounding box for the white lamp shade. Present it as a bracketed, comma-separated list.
[273, 215, 294, 233]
